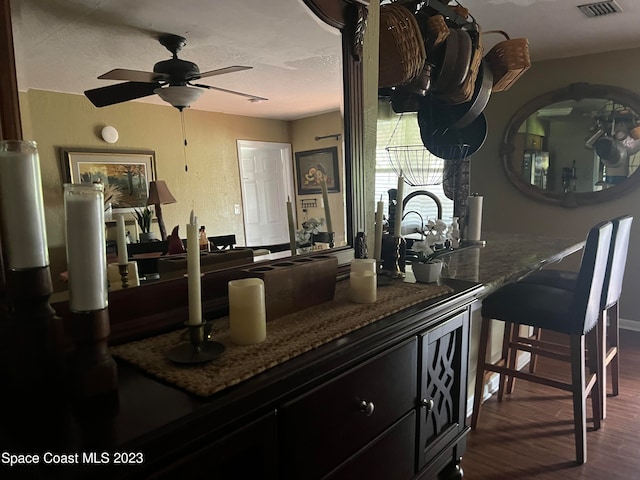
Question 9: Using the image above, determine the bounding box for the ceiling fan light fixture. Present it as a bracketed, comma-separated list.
[154, 85, 204, 110]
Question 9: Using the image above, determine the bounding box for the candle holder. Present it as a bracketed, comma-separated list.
[1, 266, 67, 395]
[69, 308, 118, 399]
[390, 236, 406, 279]
[118, 263, 129, 289]
[167, 321, 225, 364]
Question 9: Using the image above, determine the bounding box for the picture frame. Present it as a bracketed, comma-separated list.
[295, 146, 340, 195]
[61, 148, 156, 215]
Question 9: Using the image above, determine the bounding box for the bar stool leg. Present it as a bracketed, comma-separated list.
[471, 317, 491, 429]
[598, 311, 607, 420]
[498, 322, 514, 401]
[570, 334, 588, 465]
[586, 328, 602, 431]
[609, 302, 620, 397]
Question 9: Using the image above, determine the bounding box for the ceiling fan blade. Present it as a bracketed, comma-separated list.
[84, 81, 161, 107]
[196, 66, 253, 79]
[98, 69, 169, 83]
[192, 83, 268, 101]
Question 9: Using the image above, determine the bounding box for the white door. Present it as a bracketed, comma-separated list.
[237, 140, 294, 246]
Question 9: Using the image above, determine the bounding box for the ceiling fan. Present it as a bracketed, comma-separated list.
[84, 34, 267, 111]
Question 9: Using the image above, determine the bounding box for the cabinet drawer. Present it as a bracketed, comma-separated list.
[326, 410, 416, 480]
[279, 338, 417, 479]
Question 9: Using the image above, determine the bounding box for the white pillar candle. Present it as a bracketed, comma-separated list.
[373, 200, 384, 261]
[64, 183, 107, 312]
[116, 214, 128, 265]
[349, 271, 377, 304]
[394, 175, 404, 237]
[466, 194, 484, 241]
[287, 197, 297, 255]
[187, 210, 202, 325]
[229, 278, 266, 345]
[321, 179, 333, 234]
[351, 258, 377, 274]
[0, 140, 48, 269]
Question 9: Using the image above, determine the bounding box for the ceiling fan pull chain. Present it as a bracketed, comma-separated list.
[181, 110, 189, 172]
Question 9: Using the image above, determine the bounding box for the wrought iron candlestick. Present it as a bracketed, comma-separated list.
[390, 235, 406, 279]
[166, 321, 224, 364]
[118, 263, 129, 288]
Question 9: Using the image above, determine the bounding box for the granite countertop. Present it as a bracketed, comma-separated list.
[423, 231, 585, 296]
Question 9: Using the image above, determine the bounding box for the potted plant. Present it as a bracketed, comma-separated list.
[409, 239, 443, 283]
[134, 206, 156, 242]
[295, 218, 325, 254]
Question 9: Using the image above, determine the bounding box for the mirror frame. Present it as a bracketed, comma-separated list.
[0, 0, 369, 300]
[501, 82, 640, 207]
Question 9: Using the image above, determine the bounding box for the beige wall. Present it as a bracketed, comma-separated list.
[19, 89, 342, 291]
[471, 46, 640, 325]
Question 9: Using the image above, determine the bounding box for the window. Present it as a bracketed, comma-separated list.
[376, 110, 454, 236]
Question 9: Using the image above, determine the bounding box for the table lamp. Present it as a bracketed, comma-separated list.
[146, 180, 177, 240]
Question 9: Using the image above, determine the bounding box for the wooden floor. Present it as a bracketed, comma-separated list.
[461, 329, 640, 479]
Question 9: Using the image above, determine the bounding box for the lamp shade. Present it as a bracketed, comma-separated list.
[154, 85, 204, 110]
[147, 180, 177, 206]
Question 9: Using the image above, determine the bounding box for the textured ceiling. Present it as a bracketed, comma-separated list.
[10, 0, 640, 120]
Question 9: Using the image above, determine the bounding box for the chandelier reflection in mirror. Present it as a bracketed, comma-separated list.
[502, 83, 640, 207]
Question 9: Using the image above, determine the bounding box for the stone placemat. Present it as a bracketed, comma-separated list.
[111, 280, 453, 397]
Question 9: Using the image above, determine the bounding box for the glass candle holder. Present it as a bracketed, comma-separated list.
[64, 183, 108, 312]
[0, 140, 48, 269]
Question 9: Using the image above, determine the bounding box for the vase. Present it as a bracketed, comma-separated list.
[411, 260, 443, 283]
[139, 232, 157, 243]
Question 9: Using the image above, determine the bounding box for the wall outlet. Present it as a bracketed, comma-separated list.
[234, 204, 241, 215]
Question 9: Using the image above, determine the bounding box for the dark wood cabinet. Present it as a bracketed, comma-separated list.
[279, 308, 471, 480]
[0, 280, 478, 480]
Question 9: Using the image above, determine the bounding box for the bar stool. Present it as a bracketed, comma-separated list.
[471, 220, 612, 465]
[516, 215, 633, 419]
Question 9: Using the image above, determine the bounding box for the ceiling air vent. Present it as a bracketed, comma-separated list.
[578, 1, 622, 17]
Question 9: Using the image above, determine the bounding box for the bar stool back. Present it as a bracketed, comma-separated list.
[471, 220, 613, 465]
[517, 215, 633, 417]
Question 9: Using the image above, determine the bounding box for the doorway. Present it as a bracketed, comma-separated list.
[236, 140, 295, 246]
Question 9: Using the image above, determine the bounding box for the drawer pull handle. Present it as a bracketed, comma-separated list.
[421, 398, 435, 412]
[359, 400, 375, 416]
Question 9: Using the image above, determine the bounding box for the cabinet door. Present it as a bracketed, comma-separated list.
[417, 310, 469, 470]
[147, 411, 277, 479]
[279, 338, 417, 479]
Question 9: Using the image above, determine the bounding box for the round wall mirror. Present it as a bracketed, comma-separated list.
[501, 83, 640, 206]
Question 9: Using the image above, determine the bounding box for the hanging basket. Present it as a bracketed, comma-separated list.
[385, 145, 468, 186]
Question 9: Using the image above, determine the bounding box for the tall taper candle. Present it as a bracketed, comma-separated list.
[116, 214, 128, 265]
[393, 175, 404, 237]
[0, 140, 48, 269]
[321, 179, 333, 234]
[287, 197, 297, 255]
[373, 199, 384, 261]
[64, 184, 107, 312]
[187, 210, 202, 325]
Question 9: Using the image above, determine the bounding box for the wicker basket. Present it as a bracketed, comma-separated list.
[451, 6, 469, 19]
[379, 4, 426, 88]
[484, 30, 531, 92]
[425, 15, 449, 47]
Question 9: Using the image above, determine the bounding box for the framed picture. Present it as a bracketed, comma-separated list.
[61, 148, 156, 214]
[295, 146, 340, 195]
